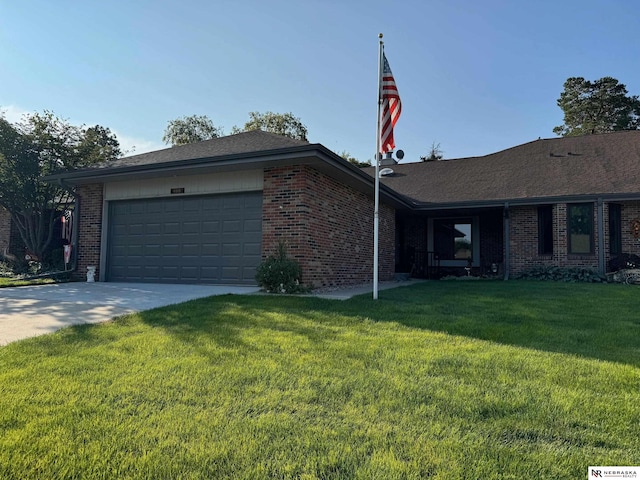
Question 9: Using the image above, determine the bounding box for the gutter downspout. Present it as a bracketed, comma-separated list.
[597, 198, 605, 275]
[503, 202, 510, 280]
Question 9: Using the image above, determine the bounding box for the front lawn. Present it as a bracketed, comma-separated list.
[0, 276, 56, 288]
[0, 281, 638, 479]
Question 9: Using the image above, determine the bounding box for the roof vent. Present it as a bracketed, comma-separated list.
[379, 168, 394, 177]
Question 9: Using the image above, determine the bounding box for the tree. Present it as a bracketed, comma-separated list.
[163, 114, 223, 146]
[553, 76, 640, 136]
[79, 125, 122, 162]
[339, 150, 370, 167]
[0, 111, 121, 264]
[232, 111, 308, 141]
[420, 142, 444, 161]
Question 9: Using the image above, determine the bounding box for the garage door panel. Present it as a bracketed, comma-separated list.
[108, 192, 262, 284]
[164, 223, 181, 234]
[201, 244, 221, 255]
[146, 202, 163, 214]
[243, 266, 257, 279]
[223, 196, 244, 209]
[243, 242, 261, 256]
[146, 223, 162, 235]
[182, 198, 201, 210]
[245, 219, 261, 233]
[182, 244, 200, 256]
[129, 203, 146, 215]
[221, 266, 241, 280]
[164, 201, 181, 213]
[183, 221, 200, 234]
[202, 221, 220, 233]
[180, 266, 199, 279]
[223, 220, 241, 232]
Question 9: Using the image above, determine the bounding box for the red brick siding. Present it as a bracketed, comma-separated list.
[509, 203, 605, 276]
[619, 201, 640, 257]
[263, 165, 395, 288]
[75, 184, 103, 281]
[510, 206, 546, 274]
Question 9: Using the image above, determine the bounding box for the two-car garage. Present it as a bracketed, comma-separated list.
[106, 191, 262, 285]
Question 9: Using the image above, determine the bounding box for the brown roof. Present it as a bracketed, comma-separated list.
[366, 131, 640, 205]
[95, 130, 309, 169]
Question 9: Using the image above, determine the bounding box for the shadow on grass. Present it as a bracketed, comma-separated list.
[115, 281, 639, 368]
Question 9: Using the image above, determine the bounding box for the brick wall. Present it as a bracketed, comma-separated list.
[509, 206, 547, 274]
[75, 184, 103, 281]
[263, 165, 395, 288]
[619, 201, 640, 257]
[509, 203, 604, 276]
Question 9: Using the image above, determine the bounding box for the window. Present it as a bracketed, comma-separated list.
[567, 203, 594, 254]
[609, 203, 622, 255]
[433, 219, 473, 261]
[538, 205, 553, 255]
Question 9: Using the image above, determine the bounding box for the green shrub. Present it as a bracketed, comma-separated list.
[255, 243, 308, 294]
[517, 265, 606, 283]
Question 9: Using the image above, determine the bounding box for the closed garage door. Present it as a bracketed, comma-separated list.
[107, 192, 262, 284]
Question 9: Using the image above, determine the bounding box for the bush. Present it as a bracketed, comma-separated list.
[517, 266, 606, 283]
[255, 243, 308, 294]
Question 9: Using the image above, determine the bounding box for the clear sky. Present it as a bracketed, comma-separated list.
[2, 0, 639, 163]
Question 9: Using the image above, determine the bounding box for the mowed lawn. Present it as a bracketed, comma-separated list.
[0, 281, 638, 479]
[0, 277, 55, 288]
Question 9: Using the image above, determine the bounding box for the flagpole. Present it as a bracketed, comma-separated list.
[373, 34, 384, 300]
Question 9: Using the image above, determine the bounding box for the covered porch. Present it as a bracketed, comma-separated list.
[395, 206, 506, 279]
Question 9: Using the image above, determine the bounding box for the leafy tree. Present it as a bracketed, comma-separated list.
[232, 111, 308, 141]
[0, 111, 121, 264]
[553, 77, 640, 136]
[339, 150, 370, 167]
[420, 142, 444, 161]
[163, 114, 223, 146]
[79, 125, 122, 162]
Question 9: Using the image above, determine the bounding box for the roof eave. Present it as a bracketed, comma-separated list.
[410, 192, 640, 211]
[43, 143, 413, 210]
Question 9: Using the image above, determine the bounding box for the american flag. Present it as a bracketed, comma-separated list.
[380, 52, 401, 153]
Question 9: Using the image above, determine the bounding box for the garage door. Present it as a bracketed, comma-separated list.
[107, 192, 262, 284]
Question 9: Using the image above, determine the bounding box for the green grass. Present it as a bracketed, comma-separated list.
[0, 276, 56, 287]
[0, 281, 638, 479]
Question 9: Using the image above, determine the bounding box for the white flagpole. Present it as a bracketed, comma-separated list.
[373, 34, 384, 300]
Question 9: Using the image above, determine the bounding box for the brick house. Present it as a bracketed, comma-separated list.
[44, 129, 640, 286]
[373, 130, 640, 279]
[45, 131, 402, 287]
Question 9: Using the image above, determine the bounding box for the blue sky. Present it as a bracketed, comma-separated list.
[1, 0, 639, 163]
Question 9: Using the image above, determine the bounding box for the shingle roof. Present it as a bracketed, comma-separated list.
[95, 130, 309, 169]
[366, 131, 640, 205]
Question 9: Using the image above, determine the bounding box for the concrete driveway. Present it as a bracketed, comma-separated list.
[0, 282, 259, 346]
